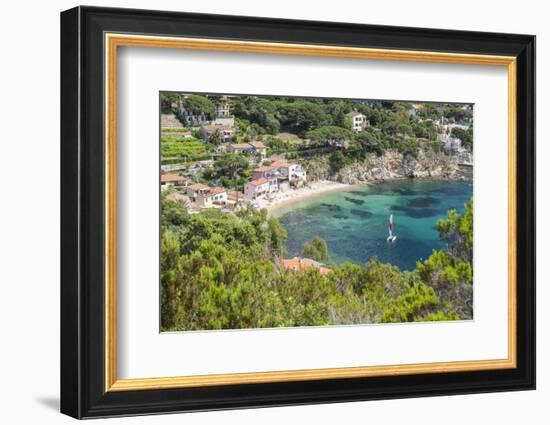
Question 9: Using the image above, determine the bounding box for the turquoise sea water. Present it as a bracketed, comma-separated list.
[275, 178, 473, 271]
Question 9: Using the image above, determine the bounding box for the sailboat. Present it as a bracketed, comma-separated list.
[386, 214, 397, 242]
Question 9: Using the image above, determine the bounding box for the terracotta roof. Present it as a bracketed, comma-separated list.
[271, 159, 289, 167]
[161, 173, 185, 183]
[188, 183, 210, 191]
[281, 257, 332, 276]
[247, 177, 268, 186]
[249, 141, 266, 149]
[345, 111, 363, 117]
[229, 143, 252, 149]
[209, 187, 227, 195]
[227, 191, 244, 200]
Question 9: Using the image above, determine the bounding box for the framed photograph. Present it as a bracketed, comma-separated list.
[60, 6, 535, 419]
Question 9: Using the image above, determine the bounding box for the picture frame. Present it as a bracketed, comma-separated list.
[60, 5, 536, 419]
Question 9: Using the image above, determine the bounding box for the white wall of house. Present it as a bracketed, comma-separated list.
[351, 114, 367, 131]
[245, 181, 270, 199]
[197, 191, 227, 208]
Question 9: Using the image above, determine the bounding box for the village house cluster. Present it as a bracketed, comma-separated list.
[161, 94, 307, 212]
[244, 158, 306, 201]
[161, 155, 307, 212]
[407, 103, 472, 162]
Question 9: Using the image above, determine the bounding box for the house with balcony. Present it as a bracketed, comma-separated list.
[215, 101, 231, 117]
[346, 111, 369, 132]
[186, 183, 211, 201]
[271, 159, 307, 186]
[244, 177, 278, 200]
[196, 186, 228, 208]
[251, 165, 280, 180]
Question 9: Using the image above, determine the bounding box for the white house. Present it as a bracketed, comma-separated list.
[248, 141, 267, 158]
[346, 111, 368, 132]
[196, 187, 227, 208]
[186, 183, 211, 201]
[215, 102, 231, 117]
[272, 159, 307, 185]
[228, 143, 254, 155]
[160, 173, 187, 190]
[244, 177, 278, 200]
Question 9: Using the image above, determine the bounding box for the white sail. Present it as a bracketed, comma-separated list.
[387, 214, 396, 242]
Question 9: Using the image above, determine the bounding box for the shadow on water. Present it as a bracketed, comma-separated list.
[407, 196, 441, 208]
[344, 197, 365, 205]
[392, 205, 440, 218]
[320, 203, 342, 212]
[348, 190, 369, 197]
[349, 209, 372, 218]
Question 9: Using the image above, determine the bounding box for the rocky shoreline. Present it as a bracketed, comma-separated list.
[306, 149, 472, 185]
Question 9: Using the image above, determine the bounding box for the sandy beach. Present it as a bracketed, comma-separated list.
[257, 180, 352, 216]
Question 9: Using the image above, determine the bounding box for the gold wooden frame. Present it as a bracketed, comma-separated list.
[104, 33, 517, 392]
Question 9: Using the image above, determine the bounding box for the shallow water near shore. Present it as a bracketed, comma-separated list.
[275, 178, 473, 271]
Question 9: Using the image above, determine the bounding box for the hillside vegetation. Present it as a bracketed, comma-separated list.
[161, 198, 473, 331]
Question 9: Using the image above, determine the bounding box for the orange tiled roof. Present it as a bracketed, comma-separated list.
[209, 187, 227, 195]
[227, 191, 244, 200]
[281, 257, 332, 276]
[161, 173, 185, 183]
[229, 143, 251, 149]
[247, 177, 268, 186]
[271, 159, 289, 167]
[188, 183, 210, 191]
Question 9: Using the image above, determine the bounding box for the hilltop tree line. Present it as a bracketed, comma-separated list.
[160, 93, 473, 157]
[161, 197, 474, 331]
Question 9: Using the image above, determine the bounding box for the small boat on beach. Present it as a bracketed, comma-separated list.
[387, 214, 397, 242]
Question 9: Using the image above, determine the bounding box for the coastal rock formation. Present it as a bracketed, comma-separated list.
[305, 155, 331, 181]
[335, 149, 462, 184]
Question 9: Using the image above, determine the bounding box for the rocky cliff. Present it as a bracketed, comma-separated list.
[306, 149, 468, 185]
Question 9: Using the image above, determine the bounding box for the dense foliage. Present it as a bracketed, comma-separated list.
[451, 127, 474, 151]
[301, 237, 330, 262]
[160, 198, 473, 331]
[181, 94, 215, 118]
[202, 153, 252, 189]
